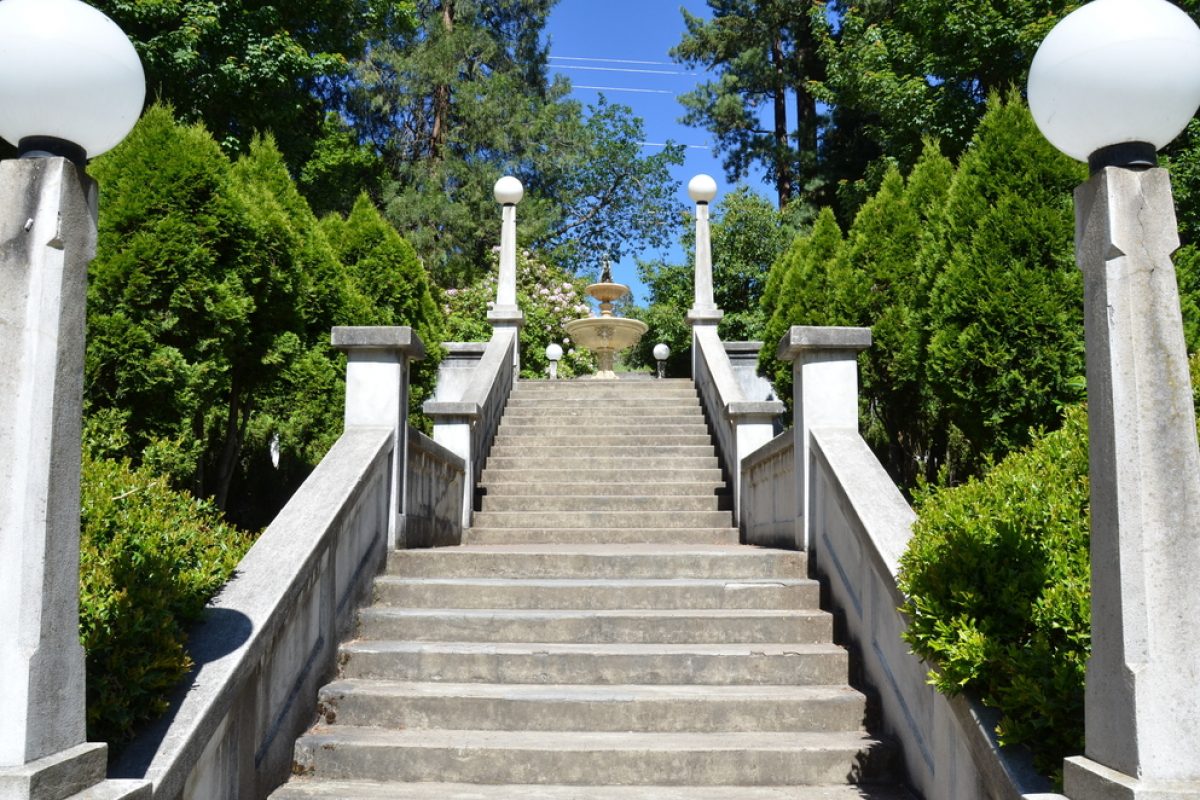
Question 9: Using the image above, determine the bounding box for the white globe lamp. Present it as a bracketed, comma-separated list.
[653, 343, 670, 379]
[688, 174, 717, 204]
[494, 175, 524, 205]
[0, 0, 146, 163]
[545, 342, 563, 380]
[1028, 0, 1200, 170]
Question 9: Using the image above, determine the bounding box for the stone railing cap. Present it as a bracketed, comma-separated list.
[332, 326, 425, 360]
[723, 341, 764, 354]
[686, 308, 724, 325]
[777, 326, 871, 361]
[728, 400, 785, 418]
[443, 342, 489, 356]
[423, 400, 480, 419]
[486, 307, 525, 324]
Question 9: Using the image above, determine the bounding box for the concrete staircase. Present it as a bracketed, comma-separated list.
[272, 379, 912, 799]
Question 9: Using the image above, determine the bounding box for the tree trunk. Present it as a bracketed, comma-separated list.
[770, 32, 793, 207]
[214, 380, 249, 512]
[429, 0, 455, 161]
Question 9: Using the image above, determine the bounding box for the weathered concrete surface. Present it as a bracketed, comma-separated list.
[1067, 166, 1200, 796]
[0, 159, 96, 772]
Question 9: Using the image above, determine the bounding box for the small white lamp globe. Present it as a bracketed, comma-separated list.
[0, 0, 146, 160]
[1028, 0, 1200, 165]
[653, 343, 671, 362]
[688, 174, 718, 204]
[545, 343, 564, 362]
[494, 176, 524, 205]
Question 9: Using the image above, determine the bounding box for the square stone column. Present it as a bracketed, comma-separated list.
[1063, 167, 1200, 799]
[777, 326, 872, 551]
[0, 158, 149, 799]
[333, 326, 425, 550]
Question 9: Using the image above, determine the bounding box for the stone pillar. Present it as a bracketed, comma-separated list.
[686, 176, 723, 376]
[777, 326, 871, 551]
[0, 158, 150, 799]
[333, 327, 425, 550]
[1063, 167, 1200, 799]
[489, 177, 524, 370]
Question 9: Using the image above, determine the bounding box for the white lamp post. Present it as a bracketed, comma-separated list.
[1028, 1, 1200, 795]
[653, 343, 670, 379]
[0, 0, 145, 795]
[545, 343, 563, 380]
[490, 176, 525, 371]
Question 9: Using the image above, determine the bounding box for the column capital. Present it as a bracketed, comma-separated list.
[777, 326, 872, 362]
[332, 326, 425, 360]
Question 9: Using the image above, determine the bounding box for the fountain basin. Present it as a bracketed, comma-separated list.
[564, 316, 648, 380]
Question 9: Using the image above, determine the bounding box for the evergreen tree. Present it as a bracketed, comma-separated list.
[757, 207, 844, 407]
[923, 93, 1086, 479]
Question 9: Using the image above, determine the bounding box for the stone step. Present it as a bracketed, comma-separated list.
[464, 527, 740, 545]
[480, 467, 726, 484]
[492, 434, 715, 447]
[470, 510, 733, 529]
[372, 576, 818, 609]
[481, 482, 726, 497]
[496, 424, 711, 437]
[355, 607, 832, 644]
[499, 412, 700, 424]
[271, 780, 916, 799]
[338, 641, 848, 686]
[512, 386, 699, 398]
[316, 680, 867, 733]
[291, 727, 895, 786]
[385, 545, 807, 579]
[482, 456, 720, 470]
[480, 495, 721, 512]
[504, 398, 701, 409]
[488, 444, 716, 459]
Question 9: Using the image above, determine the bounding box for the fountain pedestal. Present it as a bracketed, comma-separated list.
[564, 282, 648, 380]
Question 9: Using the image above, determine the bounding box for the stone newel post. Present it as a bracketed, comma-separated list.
[489, 176, 525, 369]
[686, 174, 723, 376]
[777, 326, 871, 551]
[333, 327, 425, 550]
[1063, 167, 1200, 798]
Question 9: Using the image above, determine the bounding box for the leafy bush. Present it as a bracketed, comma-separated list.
[79, 444, 252, 745]
[899, 405, 1092, 778]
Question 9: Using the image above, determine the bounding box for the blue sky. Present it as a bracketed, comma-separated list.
[543, 0, 775, 304]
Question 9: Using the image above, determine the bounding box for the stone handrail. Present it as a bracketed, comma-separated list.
[692, 325, 783, 525]
[404, 426, 466, 548]
[108, 326, 444, 800]
[738, 429, 796, 549]
[743, 325, 1060, 800]
[425, 327, 517, 527]
[112, 426, 395, 800]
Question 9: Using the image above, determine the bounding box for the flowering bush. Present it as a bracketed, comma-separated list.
[442, 249, 595, 379]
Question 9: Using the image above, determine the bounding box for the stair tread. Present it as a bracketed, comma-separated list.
[341, 640, 846, 656]
[272, 781, 913, 799]
[374, 577, 815, 588]
[322, 679, 863, 702]
[296, 726, 883, 751]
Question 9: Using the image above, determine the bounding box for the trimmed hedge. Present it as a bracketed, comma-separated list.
[899, 404, 1092, 778]
[79, 449, 252, 745]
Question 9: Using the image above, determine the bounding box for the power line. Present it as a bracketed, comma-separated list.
[550, 55, 676, 66]
[571, 85, 676, 95]
[640, 142, 712, 149]
[554, 64, 694, 77]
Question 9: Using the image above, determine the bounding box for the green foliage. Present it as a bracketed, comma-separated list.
[757, 207, 845, 408]
[924, 94, 1087, 479]
[88, 105, 442, 526]
[900, 405, 1092, 778]
[441, 251, 596, 380]
[80, 429, 252, 745]
[322, 194, 446, 420]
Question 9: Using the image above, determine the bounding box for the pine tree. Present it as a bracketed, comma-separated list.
[923, 93, 1086, 479]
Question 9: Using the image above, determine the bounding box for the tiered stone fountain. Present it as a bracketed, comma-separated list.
[564, 264, 648, 380]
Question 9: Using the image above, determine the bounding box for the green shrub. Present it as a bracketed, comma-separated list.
[899, 404, 1092, 778]
[79, 447, 252, 745]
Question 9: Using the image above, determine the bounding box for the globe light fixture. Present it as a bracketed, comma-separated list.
[687, 173, 717, 204]
[545, 342, 563, 380]
[494, 175, 524, 205]
[653, 343, 670, 379]
[0, 0, 146, 164]
[1028, 1, 1200, 795]
[1028, 0, 1200, 170]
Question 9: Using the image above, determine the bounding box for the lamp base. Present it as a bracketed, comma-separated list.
[1088, 141, 1156, 174]
[1065, 756, 1200, 800]
[17, 137, 87, 169]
